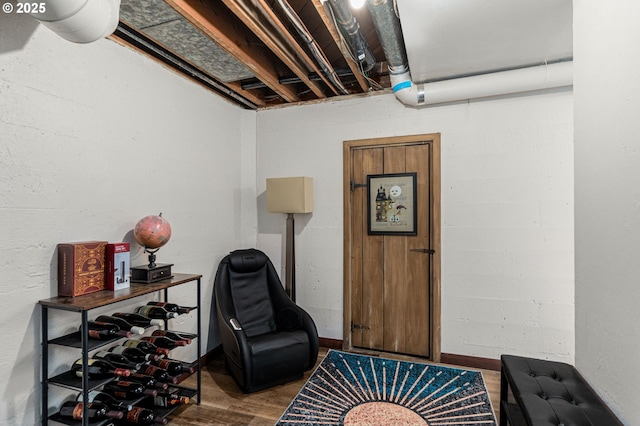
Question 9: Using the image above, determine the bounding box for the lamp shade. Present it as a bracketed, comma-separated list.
[266, 177, 313, 213]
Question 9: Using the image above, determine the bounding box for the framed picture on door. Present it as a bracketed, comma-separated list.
[367, 172, 417, 235]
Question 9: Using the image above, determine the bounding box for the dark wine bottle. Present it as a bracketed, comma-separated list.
[71, 358, 131, 379]
[79, 320, 131, 340]
[76, 390, 133, 412]
[102, 380, 158, 399]
[109, 345, 161, 362]
[59, 400, 123, 420]
[124, 406, 168, 425]
[151, 330, 192, 344]
[152, 387, 190, 407]
[93, 350, 143, 371]
[139, 364, 178, 384]
[136, 305, 178, 320]
[112, 312, 164, 327]
[127, 372, 169, 390]
[146, 301, 192, 315]
[95, 315, 145, 335]
[122, 339, 170, 357]
[150, 358, 194, 376]
[141, 335, 187, 349]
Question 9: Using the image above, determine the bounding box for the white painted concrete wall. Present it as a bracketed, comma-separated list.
[0, 14, 250, 425]
[574, 2, 640, 424]
[256, 89, 575, 362]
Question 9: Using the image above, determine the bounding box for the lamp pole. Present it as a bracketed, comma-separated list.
[285, 213, 296, 302]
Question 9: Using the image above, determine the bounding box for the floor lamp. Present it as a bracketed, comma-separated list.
[266, 177, 313, 302]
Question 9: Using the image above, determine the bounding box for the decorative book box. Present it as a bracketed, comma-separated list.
[57, 241, 107, 297]
[106, 242, 130, 291]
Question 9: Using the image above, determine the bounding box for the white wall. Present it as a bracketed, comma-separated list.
[256, 88, 574, 362]
[574, 2, 640, 424]
[0, 14, 251, 425]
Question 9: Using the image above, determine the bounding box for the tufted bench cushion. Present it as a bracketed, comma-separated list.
[500, 355, 622, 426]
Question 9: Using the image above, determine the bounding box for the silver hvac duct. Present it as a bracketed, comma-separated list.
[327, 0, 376, 72]
[366, 0, 573, 107]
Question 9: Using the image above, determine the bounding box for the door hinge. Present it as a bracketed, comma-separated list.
[410, 248, 436, 254]
[350, 180, 366, 191]
[351, 321, 370, 331]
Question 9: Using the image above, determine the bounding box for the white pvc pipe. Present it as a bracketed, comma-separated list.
[30, 0, 121, 44]
[391, 61, 573, 107]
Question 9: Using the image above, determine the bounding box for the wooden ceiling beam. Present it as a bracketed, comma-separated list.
[310, 0, 370, 93]
[222, 0, 329, 99]
[258, 0, 341, 96]
[167, 0, 300, 103]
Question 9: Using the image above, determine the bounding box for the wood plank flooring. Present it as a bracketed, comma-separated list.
[169, 348, 501, 425]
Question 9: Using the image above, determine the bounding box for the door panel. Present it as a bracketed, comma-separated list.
[351, 148, 384, 350]
[405, 144, 431, 356]
[346, 136, 438, 359]
[382, 146, 409, 353]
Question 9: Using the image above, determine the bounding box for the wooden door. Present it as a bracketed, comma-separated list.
[343, 134, 441, 360]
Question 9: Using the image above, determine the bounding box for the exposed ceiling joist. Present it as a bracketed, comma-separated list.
[221, 0, 329, 99]
[116, 0, 572, 109]
[166, 0, 300, 103]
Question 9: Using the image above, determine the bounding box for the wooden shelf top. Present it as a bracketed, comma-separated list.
[38, 273, 202, 312]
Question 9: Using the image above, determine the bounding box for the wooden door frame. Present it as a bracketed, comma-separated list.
[342, 133, 441, 362]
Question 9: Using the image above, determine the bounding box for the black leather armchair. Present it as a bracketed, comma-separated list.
[214, 248, 319, 393]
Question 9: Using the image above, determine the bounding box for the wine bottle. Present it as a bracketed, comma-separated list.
[153, 387, 190, 407]
[127, 372, 169, 390]
[146, 301, 192, 315]
[139, 364, 178, 384]
[76, 390, 133, 412]
[124, 406, 168, 425]
[136, 305, 178, 320]
[93, 350, 143, 371]
[109, 345, 161, 362]
[122, 339, 170, 357]
[141, 335, 187, 349]
[112, 312, 164, 327]
[95, 315, 145, 335]
[102, 380, 158, 399]
[79, 321, 130, 340]
[71, 358, 131, 379]
[151, 329, 193, 344]
[59, 400, 123, 420]
[150, 358, 194, 376]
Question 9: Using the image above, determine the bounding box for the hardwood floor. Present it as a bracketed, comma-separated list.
[169, 348, 501, 425]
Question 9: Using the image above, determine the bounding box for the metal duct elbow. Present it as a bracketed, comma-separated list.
[30, 0, 121, 44]
[390, 70, 425, 106]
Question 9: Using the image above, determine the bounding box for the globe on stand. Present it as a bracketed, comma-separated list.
[130, 213, 174, 283]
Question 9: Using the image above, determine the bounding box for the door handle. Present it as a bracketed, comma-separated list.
[410, 248, 435, 254]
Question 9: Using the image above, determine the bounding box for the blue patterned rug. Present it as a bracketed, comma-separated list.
[276, 350, 496, 426]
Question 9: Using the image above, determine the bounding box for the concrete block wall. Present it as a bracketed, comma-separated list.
[255, 89, 575, 362]
[0, 14, 251, 424]
[574, 1, 640, 423]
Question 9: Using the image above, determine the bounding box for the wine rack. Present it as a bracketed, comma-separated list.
[39, 273, 202, 426]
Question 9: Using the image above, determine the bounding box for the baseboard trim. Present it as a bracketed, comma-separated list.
[210, 340, 500, 371]
[441, 353, 501, 371]
[319, 337, 343, 350]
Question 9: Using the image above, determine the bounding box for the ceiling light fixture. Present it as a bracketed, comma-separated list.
[349, 0, 365, 10]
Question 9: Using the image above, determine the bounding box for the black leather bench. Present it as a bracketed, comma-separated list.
[500, 355, 623, 426]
